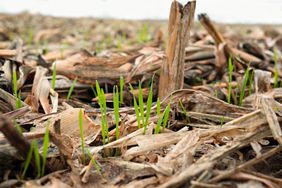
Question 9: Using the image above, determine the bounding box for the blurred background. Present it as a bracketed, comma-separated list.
[0, 0, 282, 23]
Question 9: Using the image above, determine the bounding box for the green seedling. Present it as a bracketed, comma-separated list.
[51, 63, 56, 90]
[179, 100, 190, 123]
[113, 86, 120, 140]
[27, 28, 34, 48]
[162, 103, 170, 130]
[138, 24, 150, 43]
[96, 81, 109, 144]
[87, 150, 101, 175]
[239, 65, 250, 106]
[120, 76, 124, 106]
[138, 82, 145, 126]
[227, 57, 234, 104]
[155, 102, 171, 134]
[21, 142, 34, 179]
[156, 98, 161, 116]
[248, 69, 254, 95]
[90, 85, 97, 97]
[41, 125, 49, 176]
[220, 116, 225, 127]
[13, 71, 22, 109]
[67, 77, 77, 100]
[79, 109, 86, 163]
[33, 140, 41, 178]
[274, 48, 279, 88]
[129, 84, 141, 129]
[144, 80, 154, 134]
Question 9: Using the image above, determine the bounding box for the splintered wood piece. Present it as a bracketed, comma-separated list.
[0, 49, 17, 57]
[198, 14, 261, 63]
[158, 0, 196, 99]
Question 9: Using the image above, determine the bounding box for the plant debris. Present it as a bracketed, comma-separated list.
[0, 1, 282, 187]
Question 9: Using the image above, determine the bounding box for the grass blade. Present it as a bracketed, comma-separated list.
[239, 65, 250, 106]
[156, 98, 160, 116]
[79, 109, 85, 163]
[162, 103, 170, 130]
[274, 48, 279, 88]
[21, 143, 34, 179]
[113, 86, 120, 140]
[32, 140, 41, 178]
[129, 84, 141, 129]
[227, 57, 234, 104]
[41, 125, 49, 176]
[67, 77, 77, 100]
[51, 63, 56, 90]
[87, 150, 101, 175]
[138, 82, 144, 126]
[144, 81, 153, 134]
[120, 76, 124, 106]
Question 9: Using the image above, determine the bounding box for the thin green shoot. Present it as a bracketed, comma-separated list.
[179, 100, 190, 123]
[138, 82, 145, 126]
[248, 69, 254, 95]
[27, 29, 33, 47]
[32, 140, 41, 178]
[220, 116, 225, 127]
[227, 57, 234, 104]
[129, 84, 141, 129]
[96, 81, 109, 144]
[87, 150, 101, 175]
[274, 48, 279, 88]
[156, 98, 161, 116]
[21, 142, 34, 179]
[162, 103, 170, 130]
[113, 86, 120, 140]
[120, 76, 124, 106]
[13, 71, 21, 109]
[143, 80, 154, 134]
[154, 112, 164, 134]
[79, 109, 85, 164]
[90, 85, 97, 97]
[138, 24, 150, 43]
[67, 77, 77, 100]
[239, 65, 250, 106]
[41, 125, 49, 176]
[51, 63, 56, 90]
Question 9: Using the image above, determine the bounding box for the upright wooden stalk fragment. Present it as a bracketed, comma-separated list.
[158, 0, 196, 99]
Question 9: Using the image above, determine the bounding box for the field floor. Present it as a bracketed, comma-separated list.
[0, 12, 282, 188]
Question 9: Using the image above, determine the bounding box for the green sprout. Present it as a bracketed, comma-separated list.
[248, 69, 254, 95]
[96, 81, 109, 144]
[154, 102, 170, 134]
[143, 80, 154, 134]
[129, 84, 141, 129]
[138, 24, 150, 43]
[41, 125, 49, 176]
[239, 65, 250, 106]
[120, 76, 124, 106]
[21, 143, 34, 179]
[274, 48, 279, 88]
[138, 82, 145, 127]
[227, 57, 234, 104]
[13, 71, 22, 109]
[33, 140, 41, 178]
[179, 100, 190, 123]
[113, 86, 120, 140]
[87, 150, 102, 175]
[67, 77, 77, 100]
[51, 63, 56, 90]
[79, 109, 85, 164]
[156, 98, 161, 116]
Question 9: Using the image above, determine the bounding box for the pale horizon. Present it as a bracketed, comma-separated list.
[0, 0, 282, 24]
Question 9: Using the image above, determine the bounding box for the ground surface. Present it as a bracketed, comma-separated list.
[0, 12, 282, 188]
